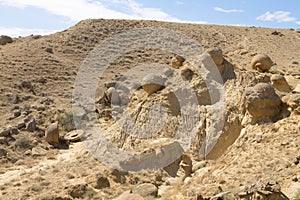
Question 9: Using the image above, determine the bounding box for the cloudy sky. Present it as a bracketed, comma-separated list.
[0, 0, 299, 36]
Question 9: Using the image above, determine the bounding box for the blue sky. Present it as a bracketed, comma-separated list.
[0, 0, 299, 36]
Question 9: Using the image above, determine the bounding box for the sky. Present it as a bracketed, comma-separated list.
[0, 0, 300, 37]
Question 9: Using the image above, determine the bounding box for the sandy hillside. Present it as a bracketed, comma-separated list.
[0, 19, 300, 200]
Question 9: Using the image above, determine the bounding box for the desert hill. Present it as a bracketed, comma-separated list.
[0, 19, 299, 199]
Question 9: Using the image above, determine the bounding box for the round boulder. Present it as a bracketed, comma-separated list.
[205, 47, 224, 65]
[45, 123, 59, 145]
[142, 74, 164, 95]
[250, 54, 273, 72]
[0, 35, 13, 45]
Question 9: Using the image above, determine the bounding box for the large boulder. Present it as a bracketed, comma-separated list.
[0, 35, 13, 45]
[250, 54, 273, 72]
[243, 83, 282, 123]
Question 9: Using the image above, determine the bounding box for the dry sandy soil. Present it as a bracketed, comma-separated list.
[0, 19, 299, 199]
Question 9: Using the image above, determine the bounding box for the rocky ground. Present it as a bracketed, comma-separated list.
[0, 19, 300, 199]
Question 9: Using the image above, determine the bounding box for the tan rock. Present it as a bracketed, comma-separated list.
[205, 47, 224, 65]
[45, 123, 59, 145]
[271, 74, 291, 92]
[171, 55, 185, 68]
[244, 83, 282, 123]
[250, 54, 273, 72]
[181, 67, 194, 80]
[141, 74, 164, 95]
[133, 183, 158, 197]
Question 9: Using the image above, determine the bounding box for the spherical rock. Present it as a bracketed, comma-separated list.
[250, 54, 273, 72]
[171, 55, 185, 68]
[205, 47, 224, 65]
[45, 123, 59, 145]
[142, 74, 164, 95]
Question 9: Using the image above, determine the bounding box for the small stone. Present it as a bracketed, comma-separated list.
[13, 109, 21, 118]
[31, 35, 41, 39]
[17, 120, 26, 129]
[69, 184, 87, 198]
[26, 119, 36, 132]
[104, 81, 116, 88]
[0, 127, 11, 137]
[171, 55, 185, 68]
[45, 123, 59, 145]
[93, 173, 110, 189]
[142, 74, 164, 95]
[31, 147, 47, 156]
[10, 127, 19, 135]
[133, 183, 158, 197]
[0, 148, 7, 157]
[45, 47, 53, 53]
[292, 176, 298, 182]
[181, 67, 194, 80]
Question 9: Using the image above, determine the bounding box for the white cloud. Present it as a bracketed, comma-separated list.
[256, 11, 296, 22]
[296, 21, 300, 25]
[214, 7, 243, 13]
[0, 27, 58, 37]
[0, 0, 208, 36]
[0, 0, 180, 22]
[176, 1, 184, 5]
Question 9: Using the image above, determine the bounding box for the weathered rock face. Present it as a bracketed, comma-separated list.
[243, 83, 282, 123]
[45, 123, 59, 145]
[205, 47, 224, 66]
[0, 35, 13, 45]
[250, 54, 273, 72]
[141, 74, 165, 95]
